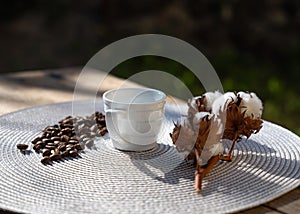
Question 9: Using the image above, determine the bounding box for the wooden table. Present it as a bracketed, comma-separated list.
[0, 68, 299, 214]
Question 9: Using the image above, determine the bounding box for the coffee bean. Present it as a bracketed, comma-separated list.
[60, 118, 73, 125]
[69, 150, 78, 158]
[61, 124, 73, 129]
[51, 130, 59, 136]
[45, 145, 56, 150]
[80, 142, 85, 150]
[32, 137, 41, 144]
[36, 141, 46, 147]
[58, 144, 66, 151]
[43, 126, 55, 132]
[50, 154, 62, 161]
[90, 124, 98, 132]
[60, 135, 69, 142]
[34, 140, 43, 145]
[59, 116, 72, 124]
[74, 144, 83, 151]
[66, 144, 74, 150]
[100, 127, 107, 136]
[61, 151, 69, 158]
[54, 148, 60, 155]
[46, 143, 55, 147]
[89, 132, 96, 138]
[68, 139, 78, 145]
[82, 137, 90, 143]
[80, 134, 88, 140]
[65, 147, 72, 153]
[33, 144, 42, 151]
[41, 156, 51, 164]
[61, 128, 72, 134]
[97, 117, 106, 125]
[80, 127, 90, 134]
[42, 149, 51, 157]
[69, 132, 76, 137]
[84, 120, 94, 127]
[78, 124, 85, 130]
[86, 139, 94, 148]
[51, 136, 61, 141]
[53, 140, 61, 145]
[45, 133, 51, 138]
[74, 118, 83, 125]
[25, 111, 107, 164]
[17, 144, 28, 150]
[42, 138, 53, 144]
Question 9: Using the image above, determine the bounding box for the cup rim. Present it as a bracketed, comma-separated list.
[103, 87, 166, 105]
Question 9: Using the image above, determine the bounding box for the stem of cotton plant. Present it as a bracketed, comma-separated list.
[194, 149, 220, 193]
[220, 133, 239, 162]
[194, 148, 202, 193]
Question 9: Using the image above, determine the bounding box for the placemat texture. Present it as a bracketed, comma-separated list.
[0, 100, 299, 214]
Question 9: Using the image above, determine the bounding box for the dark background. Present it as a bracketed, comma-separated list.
[1, 0, 299, 135]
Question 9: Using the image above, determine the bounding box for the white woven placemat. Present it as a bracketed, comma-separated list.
[0, 100, 299, 214]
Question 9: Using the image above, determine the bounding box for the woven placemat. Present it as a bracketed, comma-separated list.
[0, 100, 299, 214]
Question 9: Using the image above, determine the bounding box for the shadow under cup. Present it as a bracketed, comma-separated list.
[103, 88, 166, 151]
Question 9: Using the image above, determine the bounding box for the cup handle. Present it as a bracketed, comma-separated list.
[105, 109, 127, 142]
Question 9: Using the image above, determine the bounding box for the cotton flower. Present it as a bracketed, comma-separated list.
[189, 91, 223, 113]
[237, 91, 263, 119]
[202, 91, 223, 111]
[211, 91, 263, 120]
[170, 90, 263, 192]
[211, 92, 237, 117]
[220, 92, 263, 161]
[170, 96, 225, 193]
[189, 96, 203, 112]
[199, 115, 224, 164]
[193, 112, 211, 128]
[194, 112, 224, 158]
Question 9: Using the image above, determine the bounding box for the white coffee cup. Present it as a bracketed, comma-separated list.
[103, 88, 166, 151]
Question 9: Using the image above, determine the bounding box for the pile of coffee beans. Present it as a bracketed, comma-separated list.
[17, 112, 107, 164]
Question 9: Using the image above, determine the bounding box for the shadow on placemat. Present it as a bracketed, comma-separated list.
[125, 139, 299, 197]
[0, 209, 19, 214]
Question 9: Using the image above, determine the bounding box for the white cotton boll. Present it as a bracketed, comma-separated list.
[193, 112, 211, 125]
[211, 92, 237, 117]
[238, 91, 263, 118]
[203, 91, 223, 111]
[211, 92, 238, 132]
[223, 92, 238, 103]
[211, 96, 225, 117]
[189, 96, 202, 112]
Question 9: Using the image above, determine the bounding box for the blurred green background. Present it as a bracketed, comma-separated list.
[1, 0, 299, 135]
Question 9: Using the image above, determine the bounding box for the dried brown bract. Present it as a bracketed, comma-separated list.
[170, 121, 197, 160]
[221, 95, 263, 161]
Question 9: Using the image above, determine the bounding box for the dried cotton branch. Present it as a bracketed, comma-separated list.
[170, 90, 264, 192]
